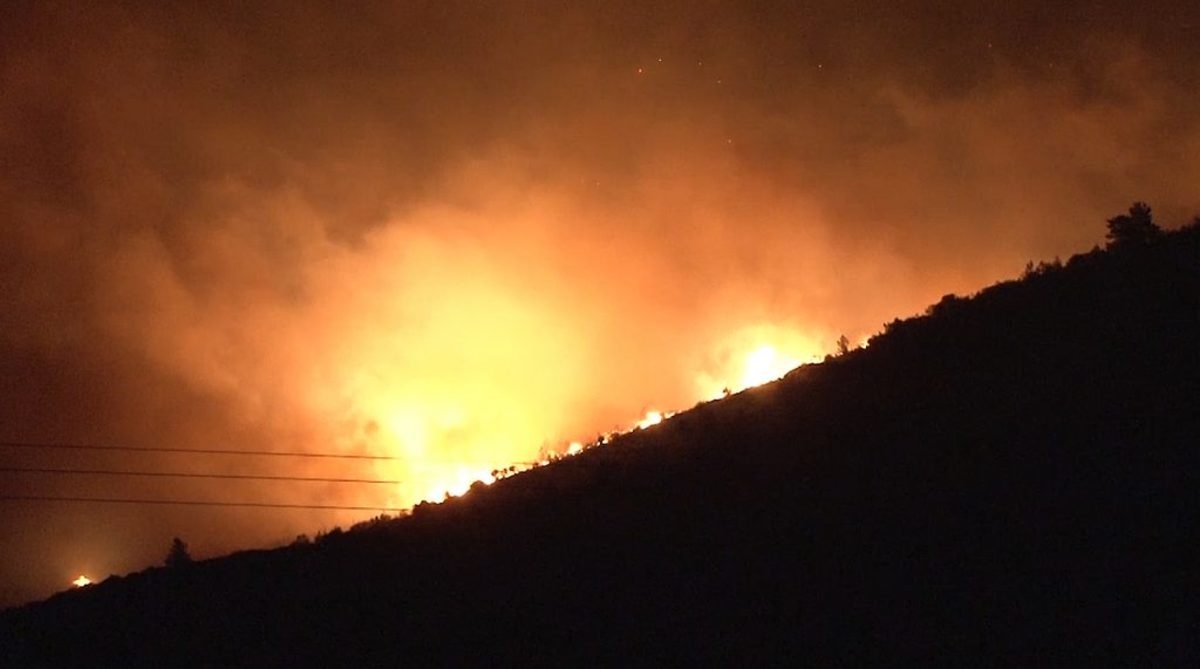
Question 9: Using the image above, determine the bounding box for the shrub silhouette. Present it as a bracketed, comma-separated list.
[1106, 201, 1161, 249]
[164, 537, 192, 569]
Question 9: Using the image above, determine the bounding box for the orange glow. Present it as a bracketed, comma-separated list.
[636, 410, 665, 429]
[695, 325, 826, 399]
[423, 468, 496, 502]
[345, 318, 835, 508]
[740, 344, 797, 388]
[298, 221, 602, 509]
[418, 328, 825, 490]
[72, 575, 92, 588]
[4, 1, 1196, 613]
[374, 326, 824, 506]
[290, 208, 843, 510]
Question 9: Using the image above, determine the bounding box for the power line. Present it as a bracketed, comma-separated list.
[0, 466, 400, 485]
[0, 440, 398, 460]
[0, 494, 403, 512]
[0, 440, 540, 466]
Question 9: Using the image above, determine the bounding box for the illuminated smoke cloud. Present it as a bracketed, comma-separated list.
[0, 1, 1197, 605]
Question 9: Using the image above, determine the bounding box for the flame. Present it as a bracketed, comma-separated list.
[421, 466, 497, 502]
[636, 410, 664, 429]
[335, 317, 833, 511]
[739, 344, 798, 389]
[305, 228, 602, 510]
[695, 324, 826, 399]
[72, 575, 92, 587]
[294, 217, 844, 513]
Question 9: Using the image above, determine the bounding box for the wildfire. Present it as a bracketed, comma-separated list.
[695, 325, 825, 399]
[738, 344, 802, 389]
[72, 575, 92, 588]
[423, 467, 497, 503]
[357, 323, 833, 510]
[636, 410, 664, 429]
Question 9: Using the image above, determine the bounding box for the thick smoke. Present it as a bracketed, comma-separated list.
[1, 0, 1197, 604]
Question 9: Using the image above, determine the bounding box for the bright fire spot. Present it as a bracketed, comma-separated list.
[636, 410, 664, 429]
[396, 325, 826, 506]
[424, 468, 496, 502]
[739, 344, 801, 389]
[696, 324, 826, 399]
[72, 575, 92, 588]
[335, 313, 832, 512]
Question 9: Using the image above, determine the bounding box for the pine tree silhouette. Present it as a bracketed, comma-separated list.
[165, 537, 192, 569]
[1105, 201, 1161, 249]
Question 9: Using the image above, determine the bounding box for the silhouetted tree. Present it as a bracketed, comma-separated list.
[836, 334, 850, 356]
[165, 537, 192, 568]
[1106, 201, 1161, 249]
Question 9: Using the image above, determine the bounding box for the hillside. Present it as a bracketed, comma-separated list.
[2, 224, 1198, 664]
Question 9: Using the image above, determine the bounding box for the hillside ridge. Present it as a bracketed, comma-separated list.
[3, 223, 1198, 664]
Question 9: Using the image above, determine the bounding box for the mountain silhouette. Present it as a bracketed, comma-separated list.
[2, 220, 1197, 664]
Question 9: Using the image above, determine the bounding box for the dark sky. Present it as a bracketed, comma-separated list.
[2, 0, 1198, 606]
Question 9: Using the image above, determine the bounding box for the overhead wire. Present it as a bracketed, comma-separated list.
[0, 440, 404, 510]
[0, 440, 398, 460]
[0, 439, 543, 511]
[0, 494, 403, 511]
[0, 440, 538, 465]
[0, 466, 399, 484]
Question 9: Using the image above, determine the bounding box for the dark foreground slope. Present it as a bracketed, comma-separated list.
[3, 227, 1198, 665]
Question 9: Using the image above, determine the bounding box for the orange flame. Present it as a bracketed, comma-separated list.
[636, 410, 665, 429]
[696, 325, 825, 399]
[357, 323, 830, 510]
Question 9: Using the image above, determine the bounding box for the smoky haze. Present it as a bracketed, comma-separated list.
[1, 0, 1198, 605]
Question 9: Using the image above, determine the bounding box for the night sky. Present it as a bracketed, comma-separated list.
[2, 0, 1198, 606]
